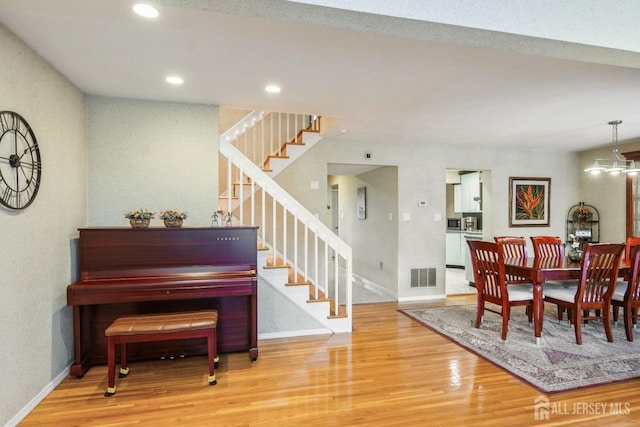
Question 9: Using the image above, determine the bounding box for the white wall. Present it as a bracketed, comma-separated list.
[86, 96, 218, 227]
[0, 24, 86, 426]
[282, 136, 578, 300]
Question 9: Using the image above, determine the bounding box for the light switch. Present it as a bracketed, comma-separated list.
[310, 181, 319, 190]
[402, 213, 411, 221]
[434, 213, 442, 221]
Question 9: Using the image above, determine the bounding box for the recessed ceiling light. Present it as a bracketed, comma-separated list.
[133, 4, 159, 19]
[265, 85, 281, 93]
[166, 76, 184, 85]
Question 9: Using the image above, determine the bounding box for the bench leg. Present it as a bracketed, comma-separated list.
[207, 328, 217, 385]
[105, 337, 117, 397]
[119, 343, 130, 378]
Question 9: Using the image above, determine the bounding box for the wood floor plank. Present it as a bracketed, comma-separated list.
[19, 296, 640, 426]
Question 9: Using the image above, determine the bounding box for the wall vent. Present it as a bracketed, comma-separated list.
[410, 268, 436, 287]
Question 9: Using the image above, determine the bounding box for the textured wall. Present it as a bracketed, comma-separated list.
[0, 24, 86, 426]
[284, 136, 579, 300]
[86, 96, 218, 227]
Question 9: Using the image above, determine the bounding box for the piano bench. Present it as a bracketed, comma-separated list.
[103, 310, 219, 397]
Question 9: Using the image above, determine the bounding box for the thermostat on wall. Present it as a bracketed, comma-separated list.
[418, 200, 427, 207]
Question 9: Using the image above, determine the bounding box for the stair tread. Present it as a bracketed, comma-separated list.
[263, 263, 290, 269]
[328, 313, 348, 319]
[307, 298, 331, 303]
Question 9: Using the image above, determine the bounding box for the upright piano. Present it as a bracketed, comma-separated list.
[67, 226, 258, 377]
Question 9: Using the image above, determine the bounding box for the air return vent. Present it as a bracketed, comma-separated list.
[410, 268, 436, 287]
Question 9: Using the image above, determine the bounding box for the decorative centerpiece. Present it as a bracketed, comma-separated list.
[159, 210, 187, 228]
[567, 233, 582, 262]
[125, 209, 155, 228]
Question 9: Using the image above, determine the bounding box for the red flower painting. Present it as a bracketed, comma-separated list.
[515, 184, 545, 220]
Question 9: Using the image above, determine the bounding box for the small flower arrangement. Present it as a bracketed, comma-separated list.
[568, 233, 580, 249]
[572, 205, 593, 222]
[159, 210, 187, 221]
[125, 209, 155, 220]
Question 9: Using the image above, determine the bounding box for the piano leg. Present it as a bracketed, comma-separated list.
[70, 305, 93, 377]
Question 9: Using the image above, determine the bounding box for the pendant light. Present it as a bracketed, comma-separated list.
[584, 120, 639, 175]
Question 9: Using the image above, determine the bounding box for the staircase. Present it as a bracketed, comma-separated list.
[219, 111, 352, 334]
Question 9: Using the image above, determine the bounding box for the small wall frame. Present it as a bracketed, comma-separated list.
[357, 187, 366, 220]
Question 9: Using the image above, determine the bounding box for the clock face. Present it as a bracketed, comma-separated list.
[0, 111, 42, 210]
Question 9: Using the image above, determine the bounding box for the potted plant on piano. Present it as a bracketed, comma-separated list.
[125, 208, 155, 228]
[159, 210, 187, 228]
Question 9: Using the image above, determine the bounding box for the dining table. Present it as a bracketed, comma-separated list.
[503, 256, 629, 345]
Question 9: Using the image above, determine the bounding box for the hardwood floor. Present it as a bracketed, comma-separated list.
[21, 296, 640, 426]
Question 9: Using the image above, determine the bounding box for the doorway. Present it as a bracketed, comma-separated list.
[445, 169, 491, 295]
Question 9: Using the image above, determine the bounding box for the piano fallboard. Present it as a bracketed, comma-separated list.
[68, 273, 255, 305]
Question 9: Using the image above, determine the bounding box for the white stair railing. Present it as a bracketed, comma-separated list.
[222, 111, 318, 176]
[219, 127, 351, 329]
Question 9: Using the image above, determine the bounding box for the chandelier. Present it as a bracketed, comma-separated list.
[584, 120, 640, 175]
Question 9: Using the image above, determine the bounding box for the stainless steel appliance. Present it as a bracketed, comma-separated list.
[447, 218, 462, 230]
[463, 216, 477, 231]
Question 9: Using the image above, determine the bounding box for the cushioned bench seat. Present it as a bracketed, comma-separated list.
[104, 310, 218, 397]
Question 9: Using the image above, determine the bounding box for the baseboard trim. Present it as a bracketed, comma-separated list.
[5, 365, 70, 427]
[259, 328, 332, 340]
[352, 273, 396, 299]
[398, 295, 446, 303]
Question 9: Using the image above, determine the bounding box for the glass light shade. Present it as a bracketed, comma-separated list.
[584, 160, 606, 174]
[607, 161, 625, 174]
[626, 161, 640, 176]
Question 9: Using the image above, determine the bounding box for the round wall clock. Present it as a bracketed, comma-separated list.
[0, 111, 42, 210]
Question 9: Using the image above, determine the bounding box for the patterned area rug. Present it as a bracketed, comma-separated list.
[400, 305, 640, 394]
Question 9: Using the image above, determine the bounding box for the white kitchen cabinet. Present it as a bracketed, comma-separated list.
[464, 233, 483, 282]
[460, 172, 482, 212]
[446, 232, 462, 266]
[453, 184, 462, 213]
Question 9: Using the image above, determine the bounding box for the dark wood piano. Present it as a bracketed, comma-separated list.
[67, 226, 258, 377]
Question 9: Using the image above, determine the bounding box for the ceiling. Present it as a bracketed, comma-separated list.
[1, 0, 640, 153]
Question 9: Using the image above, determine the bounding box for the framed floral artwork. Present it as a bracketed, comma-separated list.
[509, 177, 550, 227]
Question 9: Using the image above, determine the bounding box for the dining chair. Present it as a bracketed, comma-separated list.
[530, 236, 564, 258]
[494, 236, 532, 285]
[494, 236, 528, 257]
[612, 235, 640, 298]
[468, 240, 533, 340]
[530, 235, 576, 320]
[543, 243, 624, 345]
[624, 236, 640, 266]
[612, 244, 640, 341]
